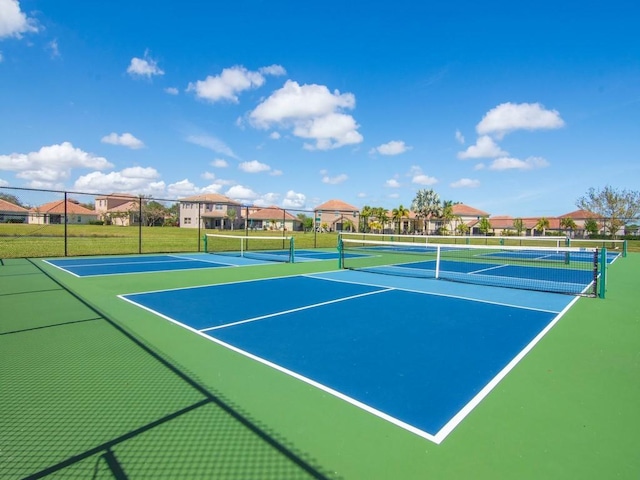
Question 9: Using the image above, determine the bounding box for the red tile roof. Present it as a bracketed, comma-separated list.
[315, 199, 359, 212]
[451, 203, 490, 217]
[248, 206, 298, 221]
[180, 193, 241, 205]
[0, 198, 29, 213]
[31, 200, 96, 215]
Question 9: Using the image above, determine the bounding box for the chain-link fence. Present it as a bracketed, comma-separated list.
[0, 186, 356, 259]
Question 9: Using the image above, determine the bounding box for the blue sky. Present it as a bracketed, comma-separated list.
[1, 0, 639, 216]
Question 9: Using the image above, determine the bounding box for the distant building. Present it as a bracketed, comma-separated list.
[179, 194, 243, 229]
[314, 199, 360, 232]
[29, 199, 98, 225]
[0, 198, 29, 223]
[247, 205, 302, 231]
[95, 193, 142, 226]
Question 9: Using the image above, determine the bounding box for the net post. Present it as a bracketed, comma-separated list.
[337, 236, 343, 269]
[623, 240, 627, 257]
[203, 234, 208, 253]
[598, 247, 607, 299]
[435, 245, 441, 279]
[289, 236, 295, 263]
[565, 237, 571, 247]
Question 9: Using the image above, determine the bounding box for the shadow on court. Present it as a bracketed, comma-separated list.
[0, 259, 332, 479]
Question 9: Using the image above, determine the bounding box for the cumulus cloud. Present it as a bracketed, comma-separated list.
[408, 166, 437, 186]
[186, 134, 236, 158]
[450, 178, 480, 188]
[250, 80, 363, 150]
[225, 185, 260, 203]
[127, 51, 164, 78]
[455, 130, 465, 144]
[239, 160, 270, 173]
[0, 0, 38, 39]
[370, 140, 410, 156]
[253, 192, 281, 207]
[73, 167, 165, 195]
[0, 142, 113, 188]
[282, 190, 306, 208]
[476, 102, 565, 138]
[164, 87, 179, 95]
[457, 135, 508, 159]
[101, 132, 145, 149]
[269, 131, 281, 140]
[187, 64, 285, 103]
[488, 156, 550, 171]
[0, 177, 8, 186]
[385, 178, 401, 188]
[322, 173, 348, 185]
[211, 158, 228, 168]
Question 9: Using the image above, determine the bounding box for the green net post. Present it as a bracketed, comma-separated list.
[599, 247, 607, 299]
[466, 237, 470, 245]
[565, 237, 571, 247]
[499, 238, 504, 246]
[337, 236, 343, 269]
[290, 237, 295, 263]
[623, 240, 627, 257]
[203, 234, 208, 253]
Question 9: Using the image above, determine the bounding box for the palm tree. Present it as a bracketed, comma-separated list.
[360, 205, 373, 233]
[226, 207, 237, 230]
[478, 217, 492, 235]
[391, 204, 410, 234]
[411, 189, 441, 234]
[559, 217, 577, 238]
[535, 217, 550, 236]
[513, 218, 525, 236]
[439, 201, 455, 235]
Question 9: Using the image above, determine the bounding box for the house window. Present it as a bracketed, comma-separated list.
[77, 216, 82, 223]
[215, 204, 224, 210]
[184, 217, 191, 224]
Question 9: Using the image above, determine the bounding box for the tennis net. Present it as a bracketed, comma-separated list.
[339, 237, 603, 296]
[204, 234, 295, 263]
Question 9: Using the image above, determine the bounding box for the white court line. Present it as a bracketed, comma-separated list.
[200, 288, 393, 332]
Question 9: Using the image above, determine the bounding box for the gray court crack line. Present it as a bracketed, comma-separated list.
[200, 288, 395, 332]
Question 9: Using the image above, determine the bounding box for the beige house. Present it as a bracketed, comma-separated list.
[179, 194, 243, 229]
[0, 198, 29, 223]
[314, 199, 360, 232]
[95, 193, 142, 226]
[29, 199, 98, 225]
[247, 206, 302, 231]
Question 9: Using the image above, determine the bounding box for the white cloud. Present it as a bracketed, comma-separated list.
[270, 169, 283, 176]
[269, 131, 281, 140]
[385, 178, 401, 188]
[322, 173, 348, 185]
[0, 51, 3, 62]
[253, 192, 281, 207]
[164, 87, 179, 95]
[186, 134, 236, 158]
[211, 158, 228, 168]
[0, 142, 113, 188]
[457, 135, 508, 159]
[0, 177, 8, 186]
[239, 160, 270, 173]
[388, 193, 400, 199]
[201, 172, 216, 180]
[488, 156, 550, 171]
[0, 0, 38, 39]
[412, 174, 438, 186]
[225, 185, 259, 202]
[371, 140, 410, 156]
[476, 102, 565, 138]
[282, 190, 306, 208]
[73, 167, 165, 195]
[408, 165, 438, 186]
[101, 132, 145, 149]
[187, 64, 284, 103]
[450, 178, 480, 188]
[455, 130, 465, 144]
[47, 39, 60, 58]
[127, 51, 164, 78]
[250, 80, 363, 150]
[259, 64, 287, 76]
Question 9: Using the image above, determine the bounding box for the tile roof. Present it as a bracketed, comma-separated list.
[315, 199, 359, 212]
[30, 200, 96, 215]
[180, 193, 241, 205]
[248, 206, 298, 221]
[451, 203, 490, 217]
[0, 198, 29, 213]
[558, 209, 599, 219]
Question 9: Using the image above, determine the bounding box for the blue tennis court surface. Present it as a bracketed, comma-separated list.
[121, 271, 575, 443]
